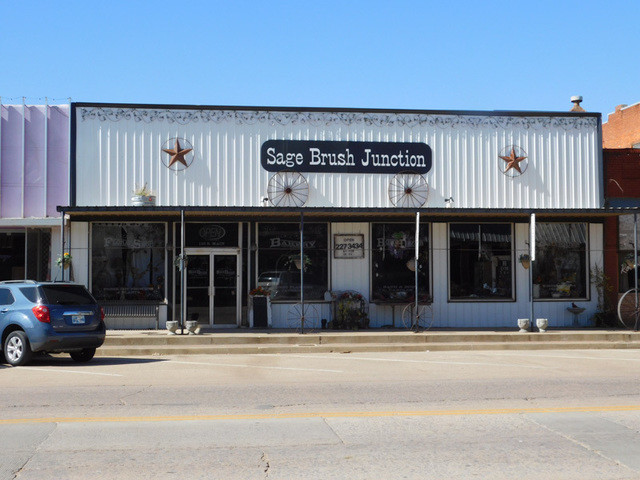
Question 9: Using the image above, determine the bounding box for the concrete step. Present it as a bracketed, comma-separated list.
[96, 338, 640, 357]
[103, 330, 640, 349]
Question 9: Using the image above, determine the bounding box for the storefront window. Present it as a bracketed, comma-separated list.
[371, 223, 429, 303]
[532, 223, 587, 299]
[449, 223, 513, 300]
[91, 223, 166, 302]
[257, 223, 328, 301]
[618, 215, 638, 293]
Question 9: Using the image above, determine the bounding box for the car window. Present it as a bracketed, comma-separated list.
[0, 288, 15, 306]
[39, 285, 97, 305]
[19, 287, 40, 303]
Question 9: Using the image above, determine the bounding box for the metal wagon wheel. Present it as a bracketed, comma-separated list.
[388, 171, 429, 208]
[618, 288, 640, 330]
[401, 303, 433, 332]
[287, 303, 320, 333]
[267, 171, 309, 207]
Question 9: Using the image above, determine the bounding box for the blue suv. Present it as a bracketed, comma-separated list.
[0, 281, 106, 366]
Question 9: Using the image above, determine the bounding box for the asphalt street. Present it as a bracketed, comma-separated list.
[1, 349, 640, 479]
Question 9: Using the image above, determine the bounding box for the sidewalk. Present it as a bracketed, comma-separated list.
[99, 328, 640, 356]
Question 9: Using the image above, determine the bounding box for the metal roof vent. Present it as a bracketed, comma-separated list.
[570, 95, 585, 112]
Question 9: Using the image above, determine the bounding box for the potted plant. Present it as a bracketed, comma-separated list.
[249, 287, 271, 328]
[132, 183, 156, 206]
[287, 254, 311, 271]
[57, 252, 72, 270]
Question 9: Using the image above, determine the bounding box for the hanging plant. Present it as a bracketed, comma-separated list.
[57, 252, 72, 269]
[286, 254, 311, 271]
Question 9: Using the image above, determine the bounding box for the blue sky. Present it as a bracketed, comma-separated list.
[2, 0, 638, 119]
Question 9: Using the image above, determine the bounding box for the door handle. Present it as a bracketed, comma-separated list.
[1, 308, 9, 313]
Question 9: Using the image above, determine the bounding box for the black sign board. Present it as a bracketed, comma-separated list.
[184, 223, 238, 248]
[261, 140, 432, 174]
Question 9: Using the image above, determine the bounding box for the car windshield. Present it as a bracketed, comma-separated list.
[39, 285, 97, 305]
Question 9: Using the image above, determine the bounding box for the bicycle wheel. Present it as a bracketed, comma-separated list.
[618, 288, 640, 330]
[287, 304, 320, 333]
[401, 304, 432, 331]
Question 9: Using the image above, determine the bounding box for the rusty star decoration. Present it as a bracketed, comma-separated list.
[162, 139, 193, 169]
[499, 147, 527, 174]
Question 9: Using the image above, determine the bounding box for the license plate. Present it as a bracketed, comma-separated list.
[71, 314, 85, 324]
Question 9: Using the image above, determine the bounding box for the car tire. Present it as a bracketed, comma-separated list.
[70, 348, 96, 362]
[4, 331, 33, 367]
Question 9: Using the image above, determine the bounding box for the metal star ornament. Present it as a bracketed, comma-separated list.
[162, 138, 194, 170]
[499, 146, 528, 177]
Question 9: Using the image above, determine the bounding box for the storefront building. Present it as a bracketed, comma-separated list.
[63, 103, 606, 329]
[0, 101, 69, 282]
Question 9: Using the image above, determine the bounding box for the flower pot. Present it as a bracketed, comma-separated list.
[536, 318, 548, 332]
[517, 318, 530, 333]
[185, 320, 200, 335]
[166, 320, 179, 334]
[131, 195, 156, 206]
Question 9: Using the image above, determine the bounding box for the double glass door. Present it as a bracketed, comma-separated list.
[185, 251, 239, 326]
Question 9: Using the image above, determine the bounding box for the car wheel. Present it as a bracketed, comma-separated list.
[4, 331, 33, 366]
[70, 348, 96, 362]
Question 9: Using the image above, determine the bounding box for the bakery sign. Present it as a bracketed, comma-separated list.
[334, 234, 365, 259]
[261, 140, 432, 174]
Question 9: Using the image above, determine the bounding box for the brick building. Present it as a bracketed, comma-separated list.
[604, 149, 640, 312]
[603, 102, 640, 148]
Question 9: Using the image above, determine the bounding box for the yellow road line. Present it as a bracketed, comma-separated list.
[1, 405, 640, 425]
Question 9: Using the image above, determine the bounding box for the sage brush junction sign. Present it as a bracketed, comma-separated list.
[261, 140, 432, 174]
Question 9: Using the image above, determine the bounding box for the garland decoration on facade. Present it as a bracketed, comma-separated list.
[79, 107, 598, 131]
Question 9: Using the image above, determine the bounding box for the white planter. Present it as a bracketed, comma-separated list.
[536, 318, 549, 332]
[166, 320, 179, 334]
[131, 195, 156, 206]
[517, 318, 530, 333]
[185, 320, 200, 335]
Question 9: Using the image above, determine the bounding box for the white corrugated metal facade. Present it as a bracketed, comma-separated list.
[75, 107, 601, 209]
[69, 104, 605, 329]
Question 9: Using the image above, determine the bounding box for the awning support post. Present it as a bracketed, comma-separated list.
[60, 210, 65, 282]
[634, 213, 638, 330]
[180, 208, 186, 335]
[415, 211, 419, 330]
[300, 211, 305, 334]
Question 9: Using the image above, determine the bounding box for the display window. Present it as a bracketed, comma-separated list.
[91, 223, 166, 302]
[449, 223, 513, 301]
[532, 222, 588, 299]
[618, 215, 638, 293]
[256, 223, 328, 301]
[371, 223, 430, 303]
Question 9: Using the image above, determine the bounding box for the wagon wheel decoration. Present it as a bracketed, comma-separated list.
[267, 171, 309, 207]
[388, 171, 429, 208]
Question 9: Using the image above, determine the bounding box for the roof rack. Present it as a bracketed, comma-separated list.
[0, 280, 38, 284]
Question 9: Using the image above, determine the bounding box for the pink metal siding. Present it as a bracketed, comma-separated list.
[0, 104, 69, 218]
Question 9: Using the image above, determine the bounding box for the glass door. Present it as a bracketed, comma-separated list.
[186, 254, 211, 324]
[212, 254, 238, 325]
[184, 250, 240, 326]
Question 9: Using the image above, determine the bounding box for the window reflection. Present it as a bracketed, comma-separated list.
[371, 223, 429, 303]
[449, 224, 513, 300]
[257, 223, 328, 301]
[532, 223, 587, 299]
[91, 223, 165, 302]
